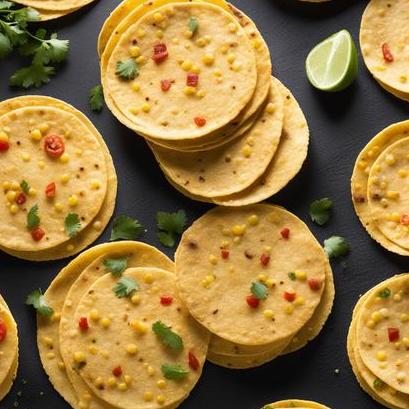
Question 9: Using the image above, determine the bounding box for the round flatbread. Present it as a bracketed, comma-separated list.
[357, 274, 409, 394]
[367, 137, 409, 250]
[176, 204, 327, 346]
[104, 2, 257, 141]
[150, 78, 283, 197]
[213, 79, 309, 206]
[13, 0, 96, 11]
[68, 267, 209, 409]
[265, 400, 332, 409]
[360, 0, 409, 98]
[351, 120, 409, 256]
[0, 105, 108, 253]
[37, 241, 173, 408]
[0, 96, 117, 261]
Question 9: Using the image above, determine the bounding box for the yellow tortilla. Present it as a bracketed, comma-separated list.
[13, 0, 97, 12]
[266, 400, 332, 409]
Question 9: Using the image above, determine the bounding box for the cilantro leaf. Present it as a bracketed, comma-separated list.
[116, 58, 139, 80]
[113, 276, 139, 298]
[1, 21, 26, 46]
[309, 198, 333, 226]
[188, 17, 199, 34]
[161, 363, 189, 380]
[27, 204, 40, 229]
[324, 236, 350, 259]
[103, 257, 128, 277]
[64, 213, 81, 238]
[378, 288, 391, 299]
[110, 215, 143, 241]
[89, 84, 104, 112]
[20, 179, 29, 194]
[152, 320, 184, 351]
[9, 64, 55, 88]
[12, 7, 39, 29]
[26, 289, 54, 317]
[0, 32, 12, 58]
[0, 1, 13, 10]
[157, 210, 187, 248]
[288, 272, 296, 281]
[251, 282, 268, 300]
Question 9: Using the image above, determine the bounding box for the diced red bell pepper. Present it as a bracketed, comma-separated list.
[152, 43, 168, 64]
[246, 295, 260, 308]
[388, 327, 400, 343]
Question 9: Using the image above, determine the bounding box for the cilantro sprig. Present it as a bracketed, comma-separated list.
[116, 58, 139, 80]
[64, 213, 81, 238]
[113, 276, 139, 298]
[103, 257, 128, 277]
[27, 203, 40, 229]
[309, 198, 333, 226]
[26, 289, 54, 317]
[20, 179, 29, 194]
[251, 282, 268, 300]
[378, 288, 391, 299]
[157, 210, 187, 248]
[161, 363, 189, 380]
[110, 215, 144, 241]
[324, 236, 350, 259]
[152, 320, 184, 351]
[0, 2, 69, 88]
[89, 84, 104, 113]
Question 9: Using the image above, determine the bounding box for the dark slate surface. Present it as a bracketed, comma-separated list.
[0, 0, 407, 408]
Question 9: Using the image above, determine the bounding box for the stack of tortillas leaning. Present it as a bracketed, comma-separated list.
[263, 400, 333, 409]
[360, 0, 409, 102]
[37, 241, 209, 409]
[175, 204, 334, 369]
[0, 294, 18, 403]
[0, 96, 117, 261]
[348, 274, 409, 409]
[99, 0, 309, 205]
[351, 120, 409, 256]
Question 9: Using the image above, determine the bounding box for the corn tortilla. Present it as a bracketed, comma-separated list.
[13, 0, 97, 12]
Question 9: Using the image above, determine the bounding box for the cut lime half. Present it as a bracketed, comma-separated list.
[306, 29, 358, 92]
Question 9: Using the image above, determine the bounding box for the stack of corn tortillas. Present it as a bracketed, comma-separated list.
[175, 204, 334, 369]
[351, 120, 409, 256]
[360, 0, 409, 102]
[348, 274, 409, 409]
[0, 96, 117, 261]
[37, 241, 209, 409]
[0, 295, 18, 403]
[13, 0, 96, 21]
[263, 400, 333, 409]
[99, 0, 309, 205]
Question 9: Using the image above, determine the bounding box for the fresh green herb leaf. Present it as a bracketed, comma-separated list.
[324, 236, 350, 259]
[288, 272, 296, 281]
[251, 282, 268, 300]
[110, 215, 144, 241]
[12, 6, 39, 28]
[157, 210, 187, 248]
[89, 84, 104, 112]
[0, 32, 12, 58]
[64, 213, 81, 238]
[116, 58, 139, 80]
[103, 257, 128, 277]
[0, 1, 13, 10]
[309, 197, 333, 226]
[9, 64, 55, 88]
[378, 288, 391, 299]
[20, 179, 29, 194]
[113, 276, 139, 298]
[27, 204, 40, 229]
[373, 378, 385, 390]
[161, 363, 189, 380]
[26, 289, 54, 317]
[152, 320, 184, 351]
[188, 17, 198, 34]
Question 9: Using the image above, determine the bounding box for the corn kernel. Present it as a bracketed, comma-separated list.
[266, 278, 277, 288]
[10, 204, 18, 214]
[129, 106, 139, 115]
[54, 202, 63, 213]
[380, 198, 388, 208]
[31, 129, 42, 141]
[88, 345, 98, 355]
[247, 215, 259, 226]
[58, 361, 65, 370]
[22, 153, 30, 162]
[196, 38, 206, 47]
[285, 305, 294, 314]
[144, 392, 153, 401]
[400, 75, 407, 84]
[393, 293, 402, 302]
[118, 383, 127, 391]
[252, 39, 263, 50]
[202, 53, 215, 65]
[59, 153, 69, 164]
[385, 154, 396, 165]
[386, 191, 400, 200]
[68, 194, 78, 207]
[89, 179, 100, 190]
[228, 22, 237, 33]
[266, 103, 275, 114]
[367, 320, 376, 329]
[0, 131, 9, 142]
[2, 181, 10, 191]
[157, 395, 165, 404]
[132, 82, 141, 92]
[191, 65, 201, 74]
[137, 28, 146, 38]
[371, 311, 382, 323]
[73, 352, 86, 363]
[181, 60, 192, 71]
[241, 145, 252, 157]
[126, 343, 138, 355]
[403, 337, 409, 348]
[157, 380, 166, 389]
[220, 45, 229, 54]
[90, 309, 100, 321]
[208, 254, 217, 265]
[60, 174, 70, 184]
[131, 294, 140, 305]
[6, 190, 16, 202]
[141, 103, 151, 113]
[147, 366, 155, 376]
[401, 313, 409, 322]
[107, 377, 117, 387]
[376, 351, 387, 361]
[39, 122, 49, 133]
[196, 89, 206, 98]
[231, 224, 246, 235]
[124, 375, 132, 384]
[136, 55, 146, 65]
[231, 62, 242, 71]
[263, 309, 274, 319]
[295, 296, 305, 306]
[67, 244, 75, 252]
[184, 86, 196, 95]
[227, 53, 236, 64]
[184, 30, 193, 39]
[101, 318, 111, 328]
[131, 320, 148, 334]
[93, 221, 102, 230]
[144, 273, 154, 284]
[295, 271, 307, 280]
[153, 12, 164, 23]
[388, 212, 400, 222]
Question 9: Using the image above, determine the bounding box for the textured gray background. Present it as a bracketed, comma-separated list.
[0, 0, 408, 408]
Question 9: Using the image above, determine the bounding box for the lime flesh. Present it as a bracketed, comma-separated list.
[306, 29, 358, 92]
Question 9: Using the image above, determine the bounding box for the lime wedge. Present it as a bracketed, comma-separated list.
[306, 29, 358, 92]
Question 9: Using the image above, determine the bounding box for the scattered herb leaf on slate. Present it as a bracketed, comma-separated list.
[110, 215, 144, 241]
[309, 198, 333, 226]
[324, 236, 349, 259]
[157, 210, 187, 248]
[89, 84, 104, 112]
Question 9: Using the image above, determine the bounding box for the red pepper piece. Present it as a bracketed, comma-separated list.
[246, 295, 260, 308]
[194, 117, 206, 127]
[401, 214, 409, 225]
[284, 291, 296, 302]
[186, 73, 199, 87]
[280, 228, 290, 239]
[308, 278, 321, 291]
[78, 317, 89, 332]
[31, 227, 45, 241]
[15, 193, 26, 205]
[0, 140, 9, 152]
[260, 253, 270, 266]
[152, 43, 168, 64]
[160, 295, 173, 306]
[161, 80, 172, 92]
[0, 319, 7, 342]
[382, 43, 394, 63]
[112, 366, 123, 377]
[221, 249, 229, 259]
[188, 351, 200, 371]
[45, 182, 56, 199]
[44, 135, 65, 158]
[388, 327, 400, 342]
